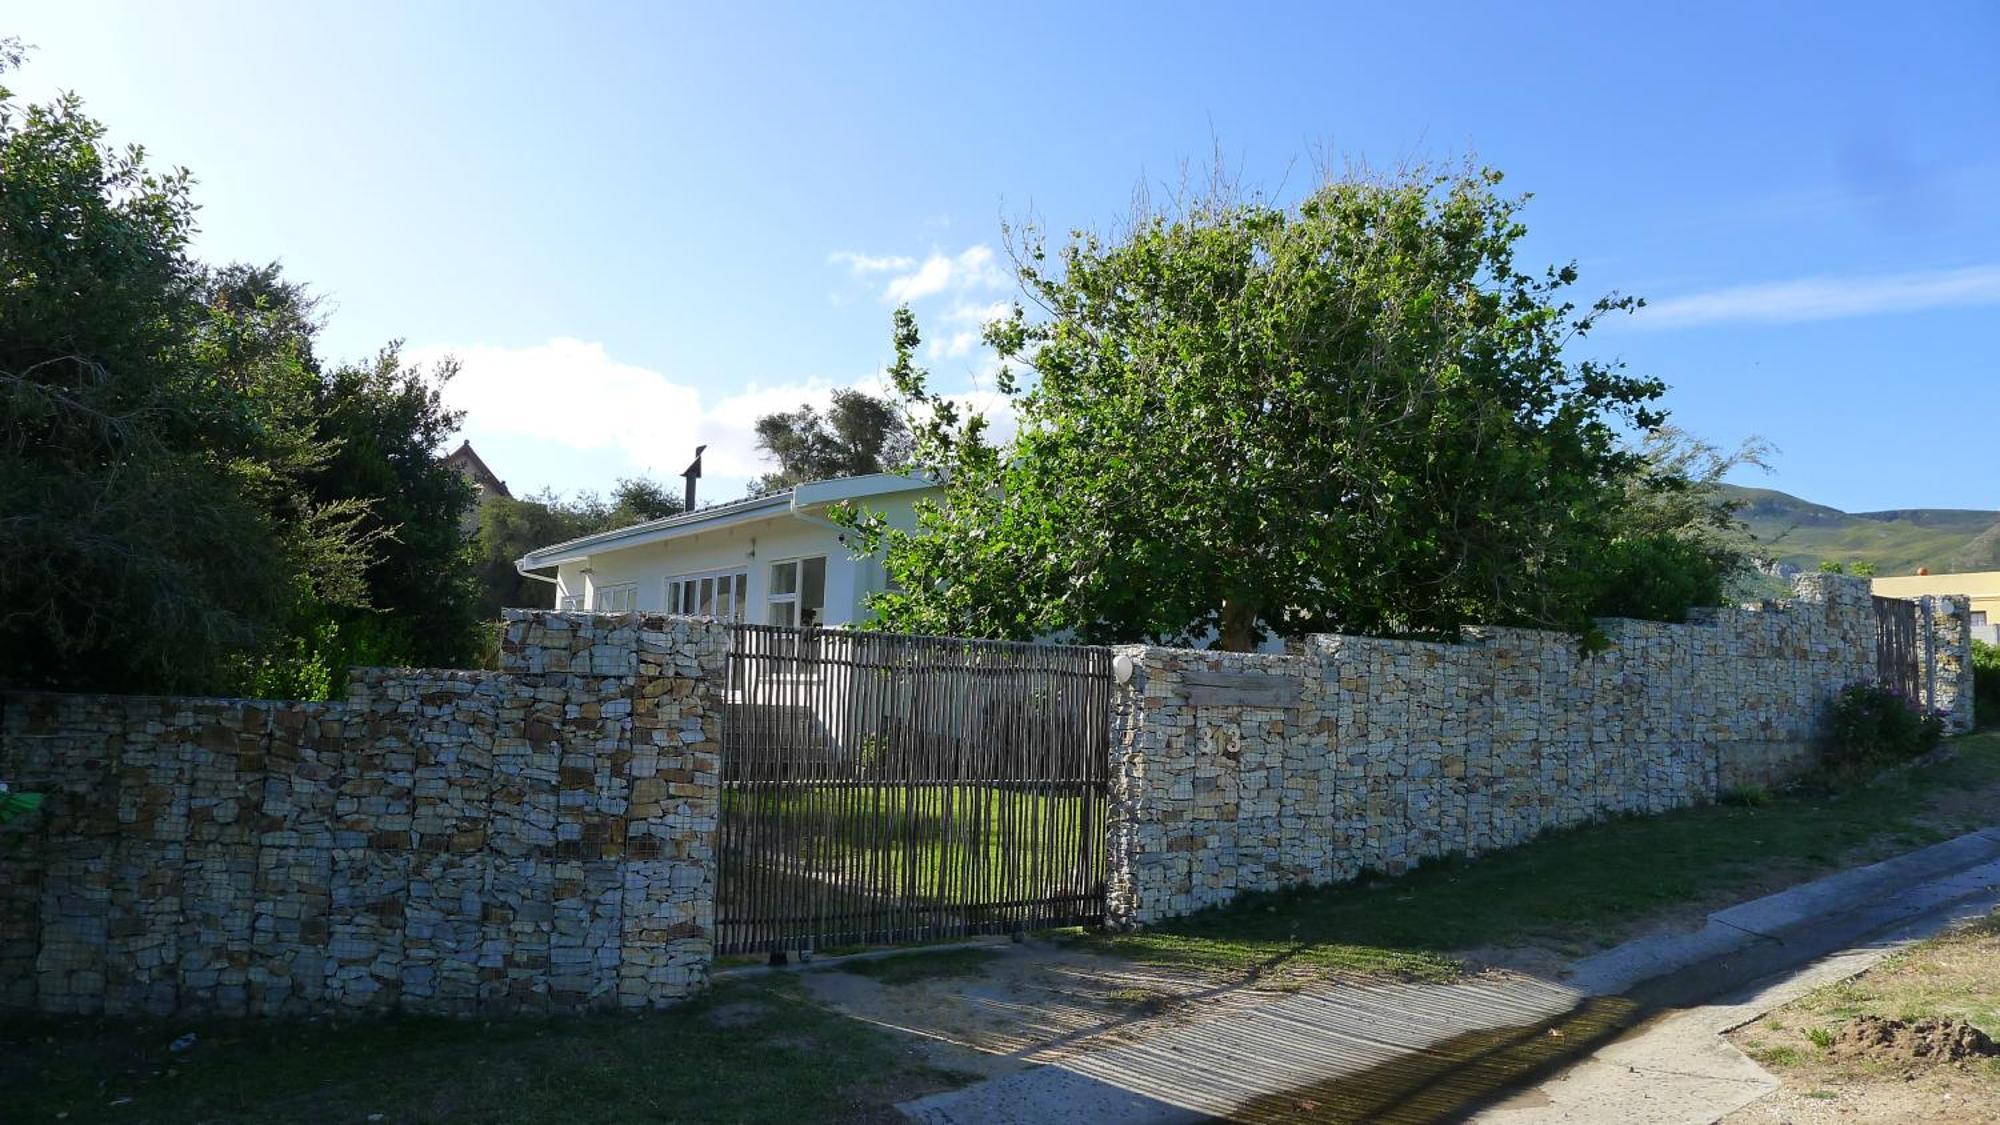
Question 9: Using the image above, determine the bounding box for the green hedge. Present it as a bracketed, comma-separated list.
[1974, 639, 2000, 730]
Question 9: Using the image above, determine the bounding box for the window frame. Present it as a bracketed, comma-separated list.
[665, 567, 749, 621]
[766, 555, 828, 628]
[592, 582, 639, 613]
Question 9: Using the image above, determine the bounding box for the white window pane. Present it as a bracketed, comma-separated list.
[770, 560, 798, 596]
[801, 557, 826, 626]
[769, 600, 796, 627]
[698, 577, 714, 615]
[733, 578, 747, 621]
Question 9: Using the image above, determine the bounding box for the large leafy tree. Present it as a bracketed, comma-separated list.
[1, 43, 302, 690]
[200, 263, 484, 674]
[844, 165, 1721, 650]
[751, 388, 912, 495]
[307, 346, 481, 669]
[0, 44, 481, 694]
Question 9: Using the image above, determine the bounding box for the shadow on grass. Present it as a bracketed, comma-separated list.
[1, 976, 965, 1125]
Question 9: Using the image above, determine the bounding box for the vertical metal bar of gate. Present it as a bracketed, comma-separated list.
[1921, 595, 1937, 713]
[716, 624, 1111, 955]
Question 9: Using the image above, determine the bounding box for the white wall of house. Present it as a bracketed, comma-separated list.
[547, 491, 927, 629]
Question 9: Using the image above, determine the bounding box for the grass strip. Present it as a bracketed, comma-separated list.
[1076, 733, 2000, 982]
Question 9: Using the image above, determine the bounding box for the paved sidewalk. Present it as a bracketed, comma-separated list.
[901, 829, 2000, 1124]
[1476, 851, 2000, 1124]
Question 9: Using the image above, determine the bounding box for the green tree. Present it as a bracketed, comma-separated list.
[594, 476, 687, 526]
[470, 478, 683, 615]
[199, 264, 484, 672]
[0, 42, 303, 690]
[751, 389, 912, 495]
[305, 346, 481, 668]
[0, 45, 482, 694]
[1584, 427, 1766, 623]
[843, 164, 1707, 650]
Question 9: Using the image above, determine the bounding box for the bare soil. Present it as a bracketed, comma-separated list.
[776, 938, 1288, 1078]
[1828, 1014, 1998, 1064]
[1726, 911, 2000, 1125]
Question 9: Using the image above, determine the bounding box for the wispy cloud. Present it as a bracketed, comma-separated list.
[927, 299, 1013, 360]
[880, 245, 1009, 304]
[1638, 264, 2000, 328]
[827, 251, 915, 275]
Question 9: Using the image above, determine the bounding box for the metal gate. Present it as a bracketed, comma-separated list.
[1875, 595, 1921, 701]
[717, 625, 1112, 955]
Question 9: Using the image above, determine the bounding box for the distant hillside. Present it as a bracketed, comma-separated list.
[1718, 484, 2000, 576]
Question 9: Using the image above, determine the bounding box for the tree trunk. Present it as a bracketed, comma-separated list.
[1218, 595, 1261, 652]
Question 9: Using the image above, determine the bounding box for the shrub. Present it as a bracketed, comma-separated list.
[1974, 639, 2000, 730]
[0, 780, 42, 825]
[1823, 683, 1945, 767]
[1719, 783, 1772, 807]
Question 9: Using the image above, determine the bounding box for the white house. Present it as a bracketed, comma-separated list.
[514, 473, 941, 626]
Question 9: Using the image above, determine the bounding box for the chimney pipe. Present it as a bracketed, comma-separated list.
[681, 445, 706, 511]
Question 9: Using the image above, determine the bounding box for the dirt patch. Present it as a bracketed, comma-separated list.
[835, 947, 999, 985]
[1828, 1014, 1998, 1064]
[787, 937, 1279, 1076]
[1727, 909, 2000, 1124]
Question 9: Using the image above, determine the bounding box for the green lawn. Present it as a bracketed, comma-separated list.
[1076, 732, 2000, 982]
[0, 976, 969, 1125]
[723, 783, 1100, 906]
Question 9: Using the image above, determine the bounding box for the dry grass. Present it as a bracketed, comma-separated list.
[1727, 910, 2000, 1123]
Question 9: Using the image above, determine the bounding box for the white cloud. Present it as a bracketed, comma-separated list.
[925, 299, 1014, 359]
[827, 251, 915, 275]
[409, 337, 887, 498]
[1637, 264, 2000, 328]
[881, 245, 1010, 304]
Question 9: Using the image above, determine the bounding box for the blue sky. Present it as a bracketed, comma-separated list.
[11, 2, 1999, 509]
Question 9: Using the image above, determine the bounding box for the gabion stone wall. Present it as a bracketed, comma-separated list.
[1107, 574, 1897, 928]
[0, 612, 726, 1019]
[1918, 594, 1977, 736]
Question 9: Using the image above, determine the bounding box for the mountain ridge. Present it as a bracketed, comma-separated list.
[1717, 483, 2000, 576]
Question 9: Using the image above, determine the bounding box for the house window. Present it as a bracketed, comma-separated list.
[767, 556, 827, 627]
[593, 583, 638, 613]
[1975, 610, 1990, 627]
[666, 569, 748, 621]
[558, 593, 585, 612]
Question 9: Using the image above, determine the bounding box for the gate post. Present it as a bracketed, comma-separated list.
[616, 616, 730, 1007]
[1919, 595, 1976, 735]
[1105, 646, 1155, 930]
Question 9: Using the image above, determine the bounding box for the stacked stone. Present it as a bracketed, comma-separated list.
[1916, 595, 1976, 736]
[0, 612, 728, 1019]
[1109, 573, 1892, 929]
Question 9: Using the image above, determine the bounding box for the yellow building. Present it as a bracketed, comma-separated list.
[1872, 571, 2000, 644]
